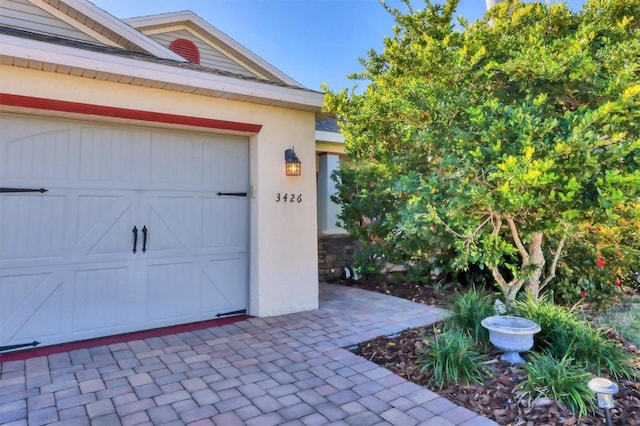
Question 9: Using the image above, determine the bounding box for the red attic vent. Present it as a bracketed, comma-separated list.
[169, 38, 200, 64]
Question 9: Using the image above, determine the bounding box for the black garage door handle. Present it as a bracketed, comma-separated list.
[132, 226, 138, 253]
[142, 226, 148, 253]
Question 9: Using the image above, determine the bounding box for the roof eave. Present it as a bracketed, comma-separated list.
[315, 130, 345, 144]
[57, 0, 187, 61]
[0, 33, 323, 112]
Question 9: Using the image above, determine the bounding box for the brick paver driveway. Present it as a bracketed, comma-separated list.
[0, 283, 498, 426]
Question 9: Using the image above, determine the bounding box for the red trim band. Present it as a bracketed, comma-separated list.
[0, 315, 250, 362]
[0, 93, 262, 133]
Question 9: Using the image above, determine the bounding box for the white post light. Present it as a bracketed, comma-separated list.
[588, 378, 618, 426]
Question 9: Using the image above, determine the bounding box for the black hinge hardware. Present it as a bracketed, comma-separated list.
[216, 192, 247, 197]
[0, 187, 48, 193]
[0, 341, 41, 353]
[216, 309, 246, 318]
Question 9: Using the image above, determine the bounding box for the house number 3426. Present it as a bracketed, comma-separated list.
[275, 193, 302, 203]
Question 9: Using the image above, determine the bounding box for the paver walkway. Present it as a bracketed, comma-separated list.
[0, 283, 499, 426]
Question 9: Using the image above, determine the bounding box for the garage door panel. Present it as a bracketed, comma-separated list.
[0, 272, 49, 325]
[146, 262, 196, 323]
[1, 194, 68, 260]
[150, 133, 204, 186]
[203, 137, 249, 188]
[77, 195, 135, 256]
[79, 127, 151, 186]
[11, 284, 66, 342]
[202, 197, 248, 251]
[145, 195, 196, 253]
[0, 271, 66, 342]
[149, 133, 249, 190]
[200, 257, 248, 315]
[73, 267, 131, 333]
[4, 128, 73, 181]
[145, 209, 186, 253]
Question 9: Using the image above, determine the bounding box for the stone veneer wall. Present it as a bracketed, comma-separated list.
[318, 234, 360, 282]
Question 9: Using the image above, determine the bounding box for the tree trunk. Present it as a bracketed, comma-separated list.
[524, 232, 545, 299]
[502, 281, 522, 306]
[489, 265, 525, 306]
[490, 231, 547, 305]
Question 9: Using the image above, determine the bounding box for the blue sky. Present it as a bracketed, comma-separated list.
[91, 0, 587, 92]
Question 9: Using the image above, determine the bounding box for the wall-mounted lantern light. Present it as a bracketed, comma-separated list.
[588, 377, 618, 426]
[285, 147, 301, 176]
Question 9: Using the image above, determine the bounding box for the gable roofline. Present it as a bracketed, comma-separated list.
[48, 0, 186, 60]
[124, 10, 301, 87]
[0, 29, 323, 112]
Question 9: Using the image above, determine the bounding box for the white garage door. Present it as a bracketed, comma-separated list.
[0, 114, 249, 348]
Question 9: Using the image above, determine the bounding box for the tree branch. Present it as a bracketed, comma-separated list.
[472, 215, 492, 239]
[489, 264, 508, 288]
[540, 225, 569, 291]
[505, 214, 529, 263]
[428, 207, 466, 239]
[490, 210, 502, 236]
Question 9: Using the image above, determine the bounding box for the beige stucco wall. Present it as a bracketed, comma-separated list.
[0, 65, 319, 317]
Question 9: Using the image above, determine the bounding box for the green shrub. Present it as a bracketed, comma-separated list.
[515, 295, 583, 354]
[517, 352, 595, 418]
[580, 328, 638, 380]
[418, 328, 486, 389]
[515, 296, 637, 380]
[446, 287, 496, 348]
[549, 219, 640, 309]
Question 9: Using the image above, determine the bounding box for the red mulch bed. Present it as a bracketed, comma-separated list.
[339, 277, 640, 426]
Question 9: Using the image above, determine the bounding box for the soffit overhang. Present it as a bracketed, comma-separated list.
[0, 32, 324, 113]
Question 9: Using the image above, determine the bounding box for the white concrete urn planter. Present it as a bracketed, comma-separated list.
[481, 315, 541, 364]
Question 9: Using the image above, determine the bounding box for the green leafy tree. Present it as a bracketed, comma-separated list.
[324, 0, 640, 304]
